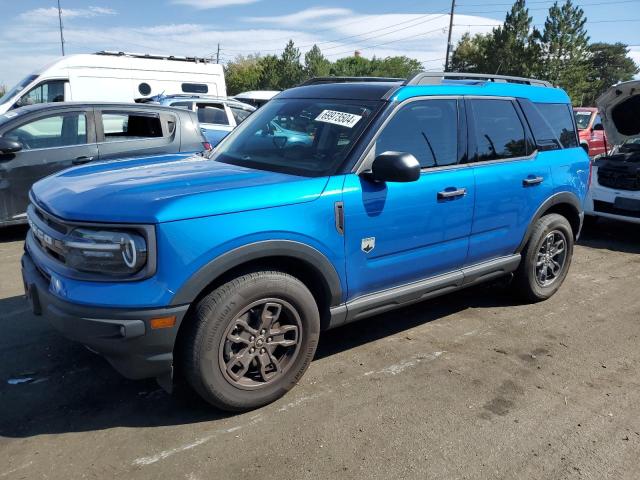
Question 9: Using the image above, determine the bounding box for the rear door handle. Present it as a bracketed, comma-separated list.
[73, 156, 94, 165]
[523, 175, 544, 186]
[437, 188, 467, 200]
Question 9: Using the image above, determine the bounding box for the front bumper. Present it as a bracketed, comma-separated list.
[21, 251, 189, 380]
[585, 183, 640, 225]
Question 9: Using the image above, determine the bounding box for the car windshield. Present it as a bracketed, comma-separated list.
[210, 98, 380, 176]
[574, 110, 593, 130]
[0, 74, 38, 105]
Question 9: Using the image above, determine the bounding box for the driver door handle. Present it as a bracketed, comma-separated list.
[522, 175, 544, 186]
[72, 156, 94, 165]
[437, 188, 467, 200]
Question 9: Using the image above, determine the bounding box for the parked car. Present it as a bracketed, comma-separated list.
[584, 80, 640, 224]
[0, 102, 208, 227]
[141, 94, 255, 146]
[22, 73, 588, 411]
[0, 51, 226, 114]
[233, 90, 280, 108]
[574, 107, 608, 157]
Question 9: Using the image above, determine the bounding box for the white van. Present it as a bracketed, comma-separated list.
[0, 51, 226, 114]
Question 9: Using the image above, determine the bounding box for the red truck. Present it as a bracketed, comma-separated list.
[573, 107, 608, 157]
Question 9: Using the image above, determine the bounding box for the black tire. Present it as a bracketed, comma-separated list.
[182, 271, 320, 411]
[513, 213, 574, 302]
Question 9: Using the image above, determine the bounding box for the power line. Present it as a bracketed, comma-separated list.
[457, 0, 638, 14]
[57, 0, 65, 56]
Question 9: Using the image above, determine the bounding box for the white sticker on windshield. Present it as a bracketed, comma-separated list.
[315, 110, 362, 128]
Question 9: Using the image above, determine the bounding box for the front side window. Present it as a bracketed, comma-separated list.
[101, 112, 163, 141]
[0, 74, 38, 105]
[534, 103, 578, 148]
[375, 99, 459, 168]
[5, 113, 87, 150]
[212, 98, 379, 177]
[197, 103, 229, 125]
[18, 80, 67, 108]
[468, 99, 527, 162]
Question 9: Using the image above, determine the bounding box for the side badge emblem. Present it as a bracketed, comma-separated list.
[361, 237, 375, 254]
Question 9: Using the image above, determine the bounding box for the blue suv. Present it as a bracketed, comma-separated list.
[21, 73, 589, 411]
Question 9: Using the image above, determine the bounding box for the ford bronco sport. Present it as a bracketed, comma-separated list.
[21, 73, 589, 411]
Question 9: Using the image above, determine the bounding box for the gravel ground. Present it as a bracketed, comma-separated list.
[1, 219, 639, 480]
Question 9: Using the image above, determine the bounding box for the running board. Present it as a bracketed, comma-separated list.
[328, 254, 521, 329]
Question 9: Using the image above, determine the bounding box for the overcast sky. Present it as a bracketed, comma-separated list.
[1, 0, 638, 87]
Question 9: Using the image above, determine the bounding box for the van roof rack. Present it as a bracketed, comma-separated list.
[95, 51, 212, 63]
[405, 71, 552, 87]
[299, 76, 404, 86]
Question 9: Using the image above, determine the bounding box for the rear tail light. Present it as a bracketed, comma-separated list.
[202, 142, 212, 151]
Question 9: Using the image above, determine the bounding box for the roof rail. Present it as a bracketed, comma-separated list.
[405, 72, 552, 87]
[299, 76, 404, 87]
[94, 51, 212, 64]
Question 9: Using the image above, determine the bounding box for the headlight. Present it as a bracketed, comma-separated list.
[64, 228, 148, 275]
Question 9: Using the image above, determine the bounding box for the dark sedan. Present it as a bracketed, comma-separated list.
[0, 102, 209, 227]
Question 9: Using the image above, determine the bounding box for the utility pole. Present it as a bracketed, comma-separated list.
[216, 43, 220, 64]
[57, 0, 66, 56]
[444, 0, 456, 71]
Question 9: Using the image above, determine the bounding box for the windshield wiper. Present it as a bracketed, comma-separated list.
[421, 131, 439, 167]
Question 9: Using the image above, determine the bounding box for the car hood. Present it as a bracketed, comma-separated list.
[596, 80, 640, 146]
[31, 154, 330, 223]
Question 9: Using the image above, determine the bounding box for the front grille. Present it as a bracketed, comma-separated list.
[27, 203, 70, 266]
[593, 200, 640, 219]
[597, 170, 640, 191]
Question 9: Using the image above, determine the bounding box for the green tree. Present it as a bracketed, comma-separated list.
[536, 0, 590, 103]
[224, 54, 263, 96]
[257, 54, 281, 90]
[370, 56, 423, 78]
[450, 0, 541, 76]
[304, 45, 331, 79]
[277, 40, 304, 89]
[0, 85, 5, 97]
[450, 32, 492, 72]
[330, 56, 373, 76]
[489, 0, 539, 76]
[582, 42, 639, 105]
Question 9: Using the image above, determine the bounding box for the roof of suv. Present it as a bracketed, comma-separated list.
[280, 73, 569, 104]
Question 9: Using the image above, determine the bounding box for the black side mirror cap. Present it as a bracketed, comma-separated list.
[0, 138, 22, 154]
[364, 151, 421, 183]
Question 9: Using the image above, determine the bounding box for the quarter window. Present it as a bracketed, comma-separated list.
[230, 106, 252, 124]
[101, 112, 163, 141]
[5, 113, 87, 150]
[533, 103, 579, 148]
[375, 99, 459, 168]
[468, 99, 527, 162]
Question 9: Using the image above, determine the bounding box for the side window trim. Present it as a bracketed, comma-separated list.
[463, 96, 533, 165]
[355, 95, 465, 175]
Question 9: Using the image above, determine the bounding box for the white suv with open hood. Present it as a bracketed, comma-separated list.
[585, 80, 640, 224]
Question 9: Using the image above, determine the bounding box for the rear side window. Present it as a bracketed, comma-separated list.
[375, 99, 459, 168]
[468, 99, 527, 162]
[101, 112, 163, 141]
[230, 106, 252, 124]
[532, 103, 578, 149]
[182, 83, 208, 94]
[197, 103, 229, 125]
[5, 113, 87, 150]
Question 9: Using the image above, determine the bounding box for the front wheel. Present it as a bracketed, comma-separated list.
[513, 213, 574, 302]
[182, 271, 320, 411]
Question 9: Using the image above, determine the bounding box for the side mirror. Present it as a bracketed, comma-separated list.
[365, 151, 420, 183]
[0, 138, 22, 154]
[593, 123, 604, 131]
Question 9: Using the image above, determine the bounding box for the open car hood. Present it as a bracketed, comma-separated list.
[596, 80, 640, 146]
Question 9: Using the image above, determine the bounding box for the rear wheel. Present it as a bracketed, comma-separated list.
[513, 214, 574, 302]
[182, 271, 320, 411]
